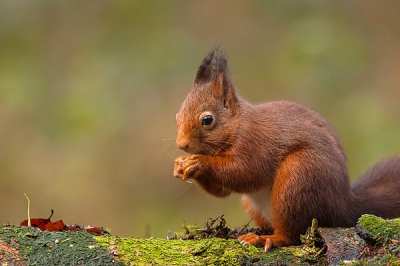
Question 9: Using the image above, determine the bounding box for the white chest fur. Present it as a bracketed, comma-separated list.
[242, 185, 273, 221]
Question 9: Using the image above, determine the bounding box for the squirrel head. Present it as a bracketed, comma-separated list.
[176, 48, 239, 155]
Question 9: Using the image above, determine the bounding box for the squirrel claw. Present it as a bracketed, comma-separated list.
[238, 232, 264, 246]
[185, 178, 194, 184]
[264, 238, 273, 252]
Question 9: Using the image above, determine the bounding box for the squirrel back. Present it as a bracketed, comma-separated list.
[174, 48, 400, 251]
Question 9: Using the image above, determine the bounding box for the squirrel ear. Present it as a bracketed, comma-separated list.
[212, 73, 231, 98]
[212, 73, 238, 112]
[194, 48, 227, 86]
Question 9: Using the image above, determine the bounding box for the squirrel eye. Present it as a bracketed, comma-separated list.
[202, 115, 214, 126]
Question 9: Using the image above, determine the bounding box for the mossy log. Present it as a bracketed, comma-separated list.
[0, 215, 399, 265]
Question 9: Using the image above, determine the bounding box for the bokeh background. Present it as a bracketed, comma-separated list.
[1, 1, 400, 238]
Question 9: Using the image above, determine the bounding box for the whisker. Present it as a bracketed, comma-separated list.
[161, 138, 180, 155]
[178, 183, 193, 195]
[203, 138, 232, 155]
[203, 144, 215, 154]
[166, 144, 177, 153]
[160, 138, 183, 165]
[161, 138, 177, 144]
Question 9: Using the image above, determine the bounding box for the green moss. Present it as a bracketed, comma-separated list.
[95, 235, 331, 265]
[358, 214, 400, 244]
[96, 236, 261, 265]
[2, 223, 323, 265]
[0, 224, 121, 265]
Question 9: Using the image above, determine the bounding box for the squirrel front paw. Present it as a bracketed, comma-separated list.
[173, 155, 202, 182]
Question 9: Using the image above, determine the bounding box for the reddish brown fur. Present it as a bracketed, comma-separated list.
[173, 48, 400, 251]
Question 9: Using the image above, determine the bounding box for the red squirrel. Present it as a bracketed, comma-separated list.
[173, 48, 400, 251]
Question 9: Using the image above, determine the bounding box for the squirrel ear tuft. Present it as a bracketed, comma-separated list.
[194, 48, 228, 86]
[195, 48, 238, 113]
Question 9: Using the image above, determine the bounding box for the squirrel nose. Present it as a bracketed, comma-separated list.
[176, 138, 190, 152]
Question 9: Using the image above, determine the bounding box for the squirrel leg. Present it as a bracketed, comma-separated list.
[238, 232, 291, 252]
[240, 151, 315, 251]
[238, 204, 298, 251]
[239, 198, 292, 251]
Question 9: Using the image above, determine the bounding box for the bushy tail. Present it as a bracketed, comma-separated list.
[351, 155, 400, 219]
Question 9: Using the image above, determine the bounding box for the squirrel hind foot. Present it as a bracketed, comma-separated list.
[238, 232, 292, 252]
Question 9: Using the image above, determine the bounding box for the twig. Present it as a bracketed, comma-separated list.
[24, 193, 31, 227]
[357, 247, 369, 260]
[314, 245, 326, 258]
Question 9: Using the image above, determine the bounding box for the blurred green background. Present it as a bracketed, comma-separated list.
[1, 1, 400, 238]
